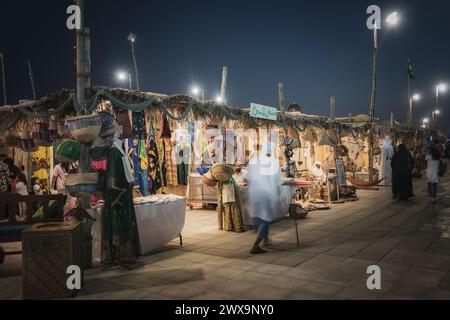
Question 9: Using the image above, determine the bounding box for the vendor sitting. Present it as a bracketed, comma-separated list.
[311, 161, 326, 183]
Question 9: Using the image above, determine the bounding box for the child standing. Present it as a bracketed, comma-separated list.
[426, 148, 441, 204]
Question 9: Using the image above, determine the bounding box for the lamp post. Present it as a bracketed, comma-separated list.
[0, 51, 6, 105]
[368, 11, 399, 183]
[127, 32, 140, 91]
[116, 71, 132, 90]
[432, 110, 441, 130]
[408, 93, 421, 127]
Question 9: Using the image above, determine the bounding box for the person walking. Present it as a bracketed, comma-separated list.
[247, 143, 282, 254]
[426, 148, 441, 204]
[391, 144, 414, 201]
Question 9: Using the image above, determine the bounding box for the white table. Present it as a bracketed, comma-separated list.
[92, 194, 187, 261]
[134, 195, 186, 255]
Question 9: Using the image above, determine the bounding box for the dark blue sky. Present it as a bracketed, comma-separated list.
[1, 0, 449, 132]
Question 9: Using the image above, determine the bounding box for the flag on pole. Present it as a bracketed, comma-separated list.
[407, 60, 415, 80]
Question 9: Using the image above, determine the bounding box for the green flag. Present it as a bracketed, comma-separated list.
[407, 61, 415, 80]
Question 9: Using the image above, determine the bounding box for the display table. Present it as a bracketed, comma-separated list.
[92, 194, 186, 261]
[238, 184, 293, 226]
[186, 173, 218, 208]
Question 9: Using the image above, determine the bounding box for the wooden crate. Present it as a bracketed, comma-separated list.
[22, 222, 83, 300]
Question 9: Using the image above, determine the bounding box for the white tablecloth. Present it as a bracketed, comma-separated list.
[239, 185, 293, 226]
[134, 195, 186, 255]
[92, 194, 186, 261]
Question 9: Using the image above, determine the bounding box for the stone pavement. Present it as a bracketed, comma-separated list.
[1, 175, 450, 300]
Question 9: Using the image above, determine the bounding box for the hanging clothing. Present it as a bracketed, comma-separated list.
[379, 139, 394, 187]
[127, 139, 141, 187]
[102, 143, 140, 263]
[139, 139, 150, 196]
[222, 178, 244, 233]
[176, 144, 190, 185]
[148, 138, 163, 194]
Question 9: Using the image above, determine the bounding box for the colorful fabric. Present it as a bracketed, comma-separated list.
[222, 178, 244, 233]
[127, 138, 140, 187]
[139, 139, 149, 196]
[102, 145, 140, 262]
[148, 138, 163, 194]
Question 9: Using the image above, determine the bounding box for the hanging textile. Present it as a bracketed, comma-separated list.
[132, 111, 147, 140]
[222, 178, 244, 233]
[176, 143, 190, 185]
[126, 138, 140, 187]
[139, 139, 150, 196]
[102, 142, 140, 263]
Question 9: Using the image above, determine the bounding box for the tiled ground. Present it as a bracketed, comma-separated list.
[1, 173, 450, 300]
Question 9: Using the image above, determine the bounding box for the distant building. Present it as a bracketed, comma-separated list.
[288, 102, 302, 113]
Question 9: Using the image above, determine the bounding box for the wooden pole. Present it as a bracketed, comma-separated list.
[368, 26, 378, 183]
[390, 112, 394, 128]
[76, 0, 86, 109]
[128, 32, 140, 91]
[0, 51, 7, 105]
[278, 83, 285, 112]
[329, 96, 336, 120]
[27, 61, 37, 101]
[220, 66, 228, 104]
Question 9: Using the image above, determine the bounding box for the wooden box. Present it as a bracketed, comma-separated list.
[22, 222, 83, 300]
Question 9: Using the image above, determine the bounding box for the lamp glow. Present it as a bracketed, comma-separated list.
[116, 71, 127, 81]
[386, 12, 399, 26]
[215, 96, 223, 104]
[423, 118, 429, 123]
[435, 110, 441, 115]
[412, 94, 421, 101]
[191, 86, 200, 96]
[438, 83, 448, 93]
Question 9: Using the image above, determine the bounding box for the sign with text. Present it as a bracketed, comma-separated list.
[336, 159, 347, 187]
[250, 103, 279, 121]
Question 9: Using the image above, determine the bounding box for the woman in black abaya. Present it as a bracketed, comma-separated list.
[391, 144, 414, 200]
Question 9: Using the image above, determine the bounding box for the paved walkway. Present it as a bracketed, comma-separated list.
[1, 175, 450, 300]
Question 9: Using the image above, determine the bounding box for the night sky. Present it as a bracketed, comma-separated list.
[1, 0, 449, 133]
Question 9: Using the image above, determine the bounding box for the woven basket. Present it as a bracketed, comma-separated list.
[99, 112, 119, 137]
[210, 164, 234, 183]
[65, 172, 99, 197]
[65, 114, 102, 144]
[202, 171, 218, 187]
[55, 139, 81, 163]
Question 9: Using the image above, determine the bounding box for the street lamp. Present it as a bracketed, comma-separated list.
[191, 85, 204, 101]
[368, 11, 399, 182]
[432, 110, 441, 130]
[215, 96, 224, 104]
[116, 71, 132, 90]
[386, 12, 399, 26]
[127, 32, 140, 91]
[408, 93, 421, 128]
